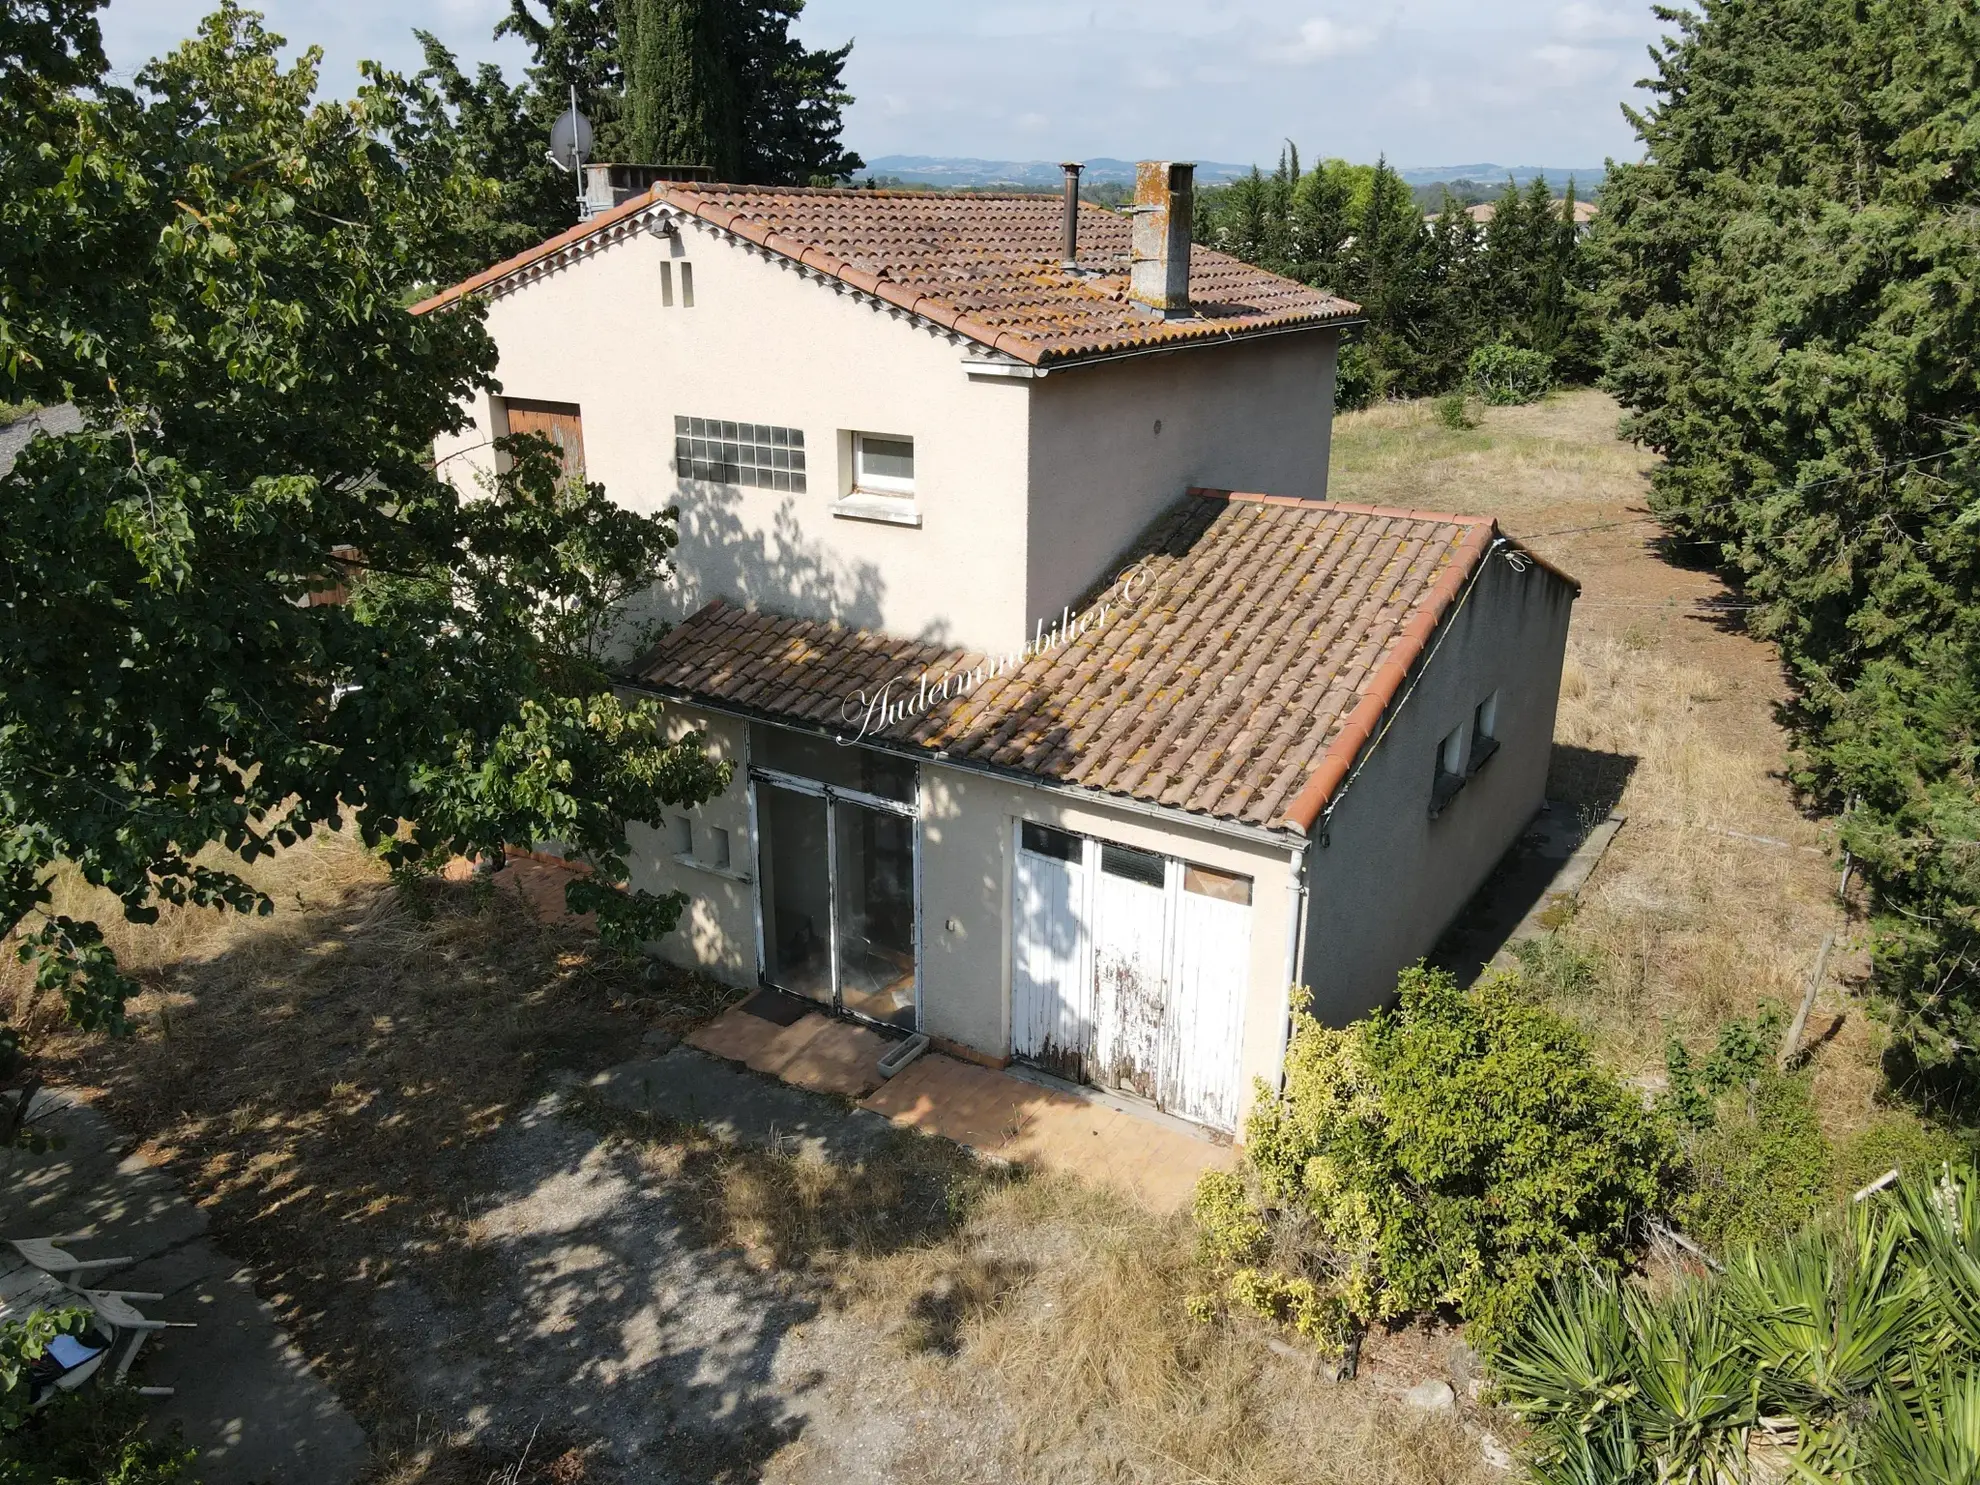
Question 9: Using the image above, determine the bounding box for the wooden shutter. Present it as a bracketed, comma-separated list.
[504, 399, 586, 482]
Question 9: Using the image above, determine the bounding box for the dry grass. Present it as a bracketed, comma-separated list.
[1331, 390, 1900, 1159]
[6, 835, 735, 1481]
[590, 1116, 1497, 1485]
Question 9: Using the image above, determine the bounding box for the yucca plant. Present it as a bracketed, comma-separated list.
[1492, 1275, 1642, 1479]
[1621, 1281, 1758, 1483]
[1491, 1163, 1980, 1485]
[1889, 1165, 1980, 1360]
[1842, 1369, 1980, 1485]
[1721, 1204, 1920, 1427]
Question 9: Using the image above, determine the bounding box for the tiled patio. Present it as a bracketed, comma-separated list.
[686, 999, 1234, 1212]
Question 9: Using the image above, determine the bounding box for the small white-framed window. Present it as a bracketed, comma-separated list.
[853, 433, 915, 497]
[668, 815, 693, 857]
[706, 825, 732, 871]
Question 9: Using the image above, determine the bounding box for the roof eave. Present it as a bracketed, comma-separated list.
[1278, 519, 1501, 835]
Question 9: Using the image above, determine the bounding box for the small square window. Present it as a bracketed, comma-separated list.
[853, 432, 915, 497]
[669, 815, 693, 857]
[707, 825, 731, 871]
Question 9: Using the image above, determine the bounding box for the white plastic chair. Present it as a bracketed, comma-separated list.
[77, 1289, 192, 1396]
[10, 1236, 132, 1292]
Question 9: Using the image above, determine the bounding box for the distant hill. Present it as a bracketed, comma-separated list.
[856, 156, 1609, 193]
[1392, 164, 1608, 190]
[857, 156, 1255, 190]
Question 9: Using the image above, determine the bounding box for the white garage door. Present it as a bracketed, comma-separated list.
[1010, 823, 1253, 1133]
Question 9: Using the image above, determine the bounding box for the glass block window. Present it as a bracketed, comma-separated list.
[673, 416, 806, 492]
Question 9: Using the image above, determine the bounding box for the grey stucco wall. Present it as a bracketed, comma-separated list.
[1299, 547, 1575, 1025]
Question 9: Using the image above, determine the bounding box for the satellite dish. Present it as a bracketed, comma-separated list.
[548, 104, 593, 172]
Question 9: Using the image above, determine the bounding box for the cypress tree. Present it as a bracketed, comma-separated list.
[1598, 0, 1980, 1094]
[618, 0, 742, 178]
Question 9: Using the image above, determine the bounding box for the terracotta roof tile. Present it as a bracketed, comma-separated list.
[633, 492, 1540, 834]
[411, 185, 1360, 366]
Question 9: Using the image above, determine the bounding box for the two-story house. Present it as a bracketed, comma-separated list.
[415, 162, 1577, 1136]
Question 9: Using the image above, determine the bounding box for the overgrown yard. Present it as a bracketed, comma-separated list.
[1335, 391, 1946, 1186]
[6, 388, 1942, 1482]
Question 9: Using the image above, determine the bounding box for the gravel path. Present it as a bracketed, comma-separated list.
[0, 402, 83, 477]
[377, 1058, 964, 1482]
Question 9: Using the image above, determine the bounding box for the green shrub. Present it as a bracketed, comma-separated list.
[1331, 339, 1376, 412]
[1466, 340, 1554, 405]
[1660, 1008, 1832, 1252]
[1681, 1070, 1832, 1252]
[1194, 965, 1681, 1348]
[1834, 1113, 1970, 1199]
[1434, 391, 1479, 430]
[0, 1389, 200, 1483]
[1511, 929, 1600, 999]
[1492, 1162, 1980, 1485]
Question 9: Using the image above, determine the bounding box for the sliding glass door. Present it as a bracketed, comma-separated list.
[750, 737, 920, 1030]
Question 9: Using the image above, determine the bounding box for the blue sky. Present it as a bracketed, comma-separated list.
[100, 0, 1667, 169]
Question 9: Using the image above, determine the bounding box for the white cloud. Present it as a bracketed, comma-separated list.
[1274, 16, 1379, 63]
[1555, 1, 1652, 41]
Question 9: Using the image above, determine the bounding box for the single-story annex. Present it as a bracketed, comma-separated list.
[415, 162, 1577, 1136]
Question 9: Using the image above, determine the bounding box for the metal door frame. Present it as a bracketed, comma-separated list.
[749, 762, 922, 1030]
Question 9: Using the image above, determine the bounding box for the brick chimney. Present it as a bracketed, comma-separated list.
[1130, 161, 1195, 318]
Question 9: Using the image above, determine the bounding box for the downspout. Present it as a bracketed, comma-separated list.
[1276, 843, 1309, 1096]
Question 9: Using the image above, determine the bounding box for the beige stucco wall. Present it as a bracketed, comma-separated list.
[431, 220, 1345, 657]
[433, 214, 1035, 655]
[624, 704, 757, 981]
[1299, 551, 1575, 1024]
[1023, 330, 1339, 622]
[623, 697, 1299, 1131]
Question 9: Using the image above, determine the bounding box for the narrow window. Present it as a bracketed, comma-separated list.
[659, 260, 674, 307]
[1469, 691, 1502, 772]
[853, 432, 915, 497]
[1182, 864, 1252, 905]
[1099, 842, 1165, 888]
[680, 261, 695, 307]
[669, 815, 693, 858]
[1431, 723, 1469, 815]
[707, 825, 731, 870]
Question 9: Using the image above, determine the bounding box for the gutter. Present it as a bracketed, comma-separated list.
[1276, 842, 1309, 1095]
[966, 313, 1368, 379]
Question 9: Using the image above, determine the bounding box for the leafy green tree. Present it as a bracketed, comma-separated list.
[0, 3, 727, 1122]
[1595, 0, 1980, 1095]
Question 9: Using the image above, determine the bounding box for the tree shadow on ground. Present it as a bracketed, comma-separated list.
[51, 861, 1005, 1482]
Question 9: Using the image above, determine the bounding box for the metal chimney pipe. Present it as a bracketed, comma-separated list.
[1060, 162, 1083, 268]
